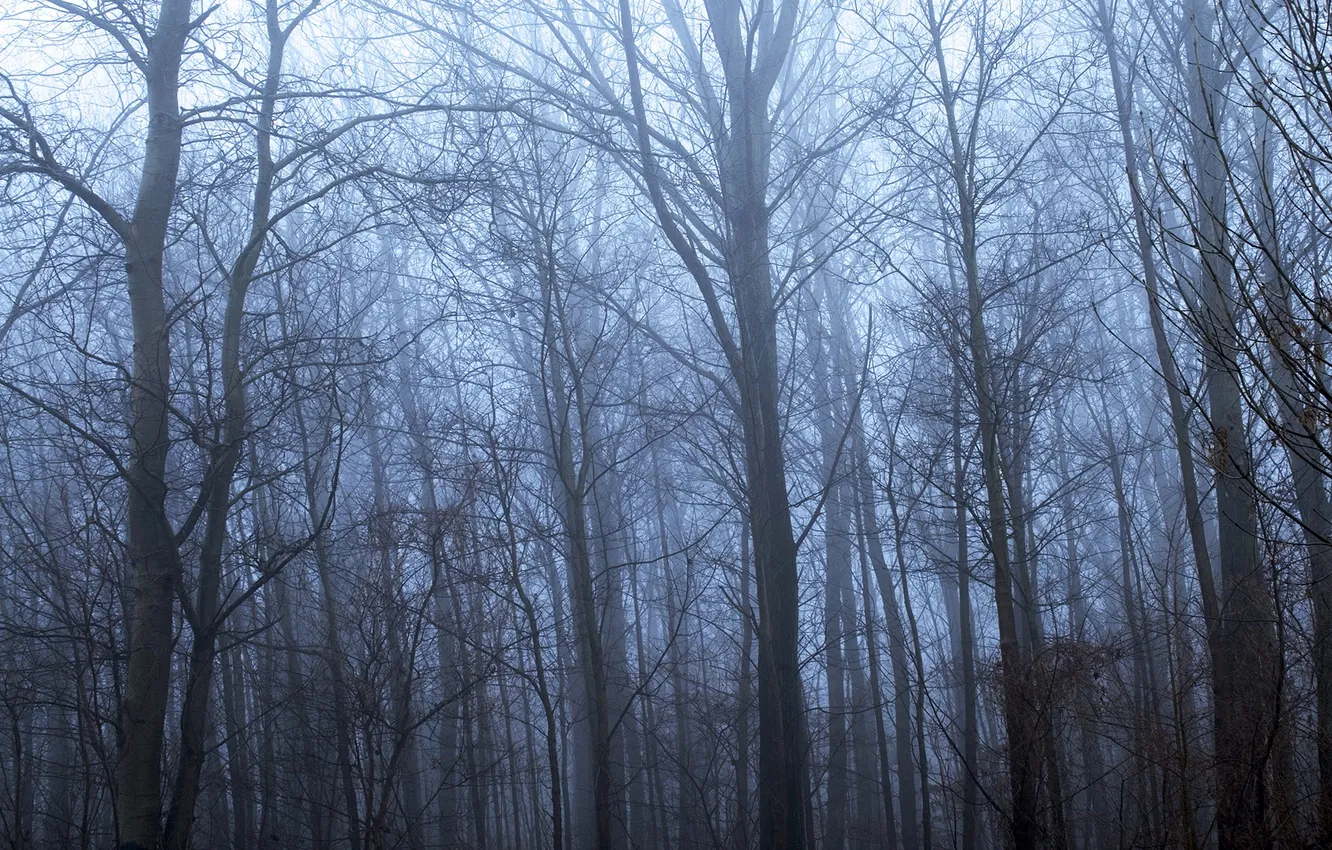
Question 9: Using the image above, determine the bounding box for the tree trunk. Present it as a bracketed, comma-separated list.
[220, 646, 255, 850]
[804, 288, 853, 850]
[853, 426, 919, 850]
[615, 1, 808, 842]
[736, 522, 754, 850]
[290, 385, 361, 850]
[1184, 3, 1279, 847]
[114, 1, 193, 846]
[924, 2, 1041, 843]
[1246, 26, 1332, 838]
[854, 506, 899, 850]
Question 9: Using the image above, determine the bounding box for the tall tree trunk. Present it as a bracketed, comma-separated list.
[661, 498, 697, 850]
[924, 1, 1040, 842]
[220, 646, 255, 850]
[289, 372, 361, 850]
[113, 0, 193, 846]
[630, 538, 660, 850]
[591, 457, 637, 850]
[854, 505, 899, 850]
[852, 431, 919, 850]
[616, 2, 808, 842]
[254, 447, 323, 849]
[493, 438, 563, 850]
[1246, 24, 1332, 838]
[735, 521, 754, 850]
[1095, 7, 1214, 844]
[1093, 0, 1220, 659]
[952, 339, 982, 850]
[163, 13, 291, 843]
[1184, 3, 1279, 847]
[894, 503, 934, 850]
[805, 289, 853, 850]
[1057, 425, 1111, 850]
[534, 266, 612, 850]
[1100, 407, 1154, 842]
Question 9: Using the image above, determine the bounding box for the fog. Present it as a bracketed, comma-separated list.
[0, 0, 1327, 848]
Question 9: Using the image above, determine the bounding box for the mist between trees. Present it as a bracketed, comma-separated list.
[1, 0, 1329, 848]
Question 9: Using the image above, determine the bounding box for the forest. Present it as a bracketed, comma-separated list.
[0, 0, 1329, 848]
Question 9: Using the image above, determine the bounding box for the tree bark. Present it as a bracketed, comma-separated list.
[615, 2, 808, 842]
[1184, 4, 1279, 847]
[113, 0, 194, 846]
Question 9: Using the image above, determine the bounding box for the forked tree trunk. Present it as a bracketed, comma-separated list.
[163, 10, 291, 844]
[616, 2, 808, 842]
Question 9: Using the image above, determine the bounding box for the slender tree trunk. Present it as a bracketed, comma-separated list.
[805, 289, 853, 850]
[951, 348, 982, 850]
[1057, 426, 1111, 850]
[664, 520, 697, 850]
[736, 522, 754, 850]
[1246, 27, 1332, 837]
[854, 504, 899, 850]
[882, 478, 934, 850]
[532, 238, 614, 850]
[491, 437, 563, 850]
[220, 646, 255, 850]
[849, 419, 920, 850]
[923, 2, 1041, 842]
[1096, 8, 1217, 844]
[289, 380, 361, 850]
[163, 16, 290, 843]
[1184, 4, 1279, 848]
[113, 1, 193, 846]
[630, 543, 660, 850]
[1103, 412, 1154, 841]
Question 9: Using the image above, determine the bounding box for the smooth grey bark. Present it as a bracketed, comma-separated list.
[102, 0, 194, 845]
[1184, 3, 1279, 848]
